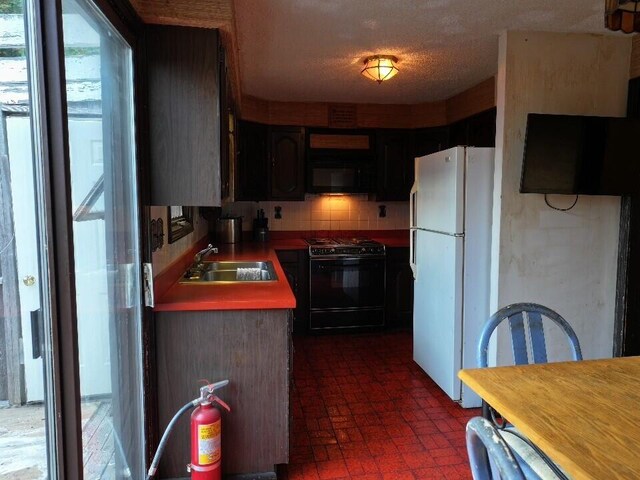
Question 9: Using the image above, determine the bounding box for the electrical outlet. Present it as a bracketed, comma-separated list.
[275, 206, 282, 219]
[378, 205, 386, 218]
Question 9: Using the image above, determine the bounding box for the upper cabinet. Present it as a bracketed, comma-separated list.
[448, 108, 496, 149]
[236, 120, 269, 201]
[269, 127, 305, 200]
[146, 26, 221, 206]
[376, 129, 413, 201]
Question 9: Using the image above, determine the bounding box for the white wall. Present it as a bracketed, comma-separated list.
[491, 31, 631, 363]
[150, 206, 208, 276]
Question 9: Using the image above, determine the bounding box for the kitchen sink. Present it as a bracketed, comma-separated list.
[180, 261, 278, 283]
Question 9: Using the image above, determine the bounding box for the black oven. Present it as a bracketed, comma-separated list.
[307, 155, 375, 193]
[309, 256, 385, 331]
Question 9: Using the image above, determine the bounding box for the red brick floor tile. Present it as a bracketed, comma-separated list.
[289, 333, 474, 480]
[316, 459, 350, 479]
[381, 472, 415, 480]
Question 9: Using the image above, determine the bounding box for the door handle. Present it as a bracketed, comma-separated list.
[23, 275, 36, 287]
[30, 309, 43, 359]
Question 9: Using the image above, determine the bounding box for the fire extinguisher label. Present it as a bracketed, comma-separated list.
[198, 420, 221, 465]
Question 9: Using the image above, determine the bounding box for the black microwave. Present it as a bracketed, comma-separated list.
[307, 153, 376, 193]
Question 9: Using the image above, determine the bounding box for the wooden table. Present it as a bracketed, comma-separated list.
[458, 357, 640, 480]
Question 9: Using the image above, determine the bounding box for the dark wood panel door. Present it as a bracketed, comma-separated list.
[237, 121, 268, 201]
[146, 25, 221, 206]
[270, 128, 305, 200]
[385, 247, 414, 329]
[276, 250, 309, 335]
[376, 129, 413, 201]
[414, 127, 449, 157]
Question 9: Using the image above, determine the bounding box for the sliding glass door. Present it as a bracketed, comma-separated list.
[0, 0, 57, 478]
[61, 0, 145, 478]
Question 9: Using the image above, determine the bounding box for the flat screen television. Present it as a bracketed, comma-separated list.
[520, 113, 639, 195]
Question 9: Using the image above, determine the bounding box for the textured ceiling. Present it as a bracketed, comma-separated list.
[234, 0, 611, 104]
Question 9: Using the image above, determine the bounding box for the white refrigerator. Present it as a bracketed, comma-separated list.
[410, 146, 494, 408]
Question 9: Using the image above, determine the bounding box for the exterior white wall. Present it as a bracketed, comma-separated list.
[491, 31, 631, 364]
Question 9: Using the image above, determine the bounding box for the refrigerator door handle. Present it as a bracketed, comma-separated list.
[410, 181, 417, 228]
[410, 182, 418, 279]
[410, 229, 417, 279]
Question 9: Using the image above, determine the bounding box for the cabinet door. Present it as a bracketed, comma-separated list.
[414, 127, 449, 157]
[466, 108, 496, 147]
[385, 248, 414, 329]
[237, 121, 269, 200]
[276, 250, 308, 335]
[146, 26, 221, 206]
[270, 128, 305, 200]
[377, 130, 413, 201]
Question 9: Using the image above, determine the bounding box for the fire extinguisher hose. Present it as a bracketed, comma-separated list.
[146, 398, 199, 480]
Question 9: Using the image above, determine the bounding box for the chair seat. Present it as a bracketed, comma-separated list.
[501, 427, 568, 480]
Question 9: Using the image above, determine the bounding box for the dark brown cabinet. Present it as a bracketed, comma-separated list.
[236, 120, 269, 201]
[276, 249, 309, 334]
[448, 108, 496, 148]
[270, 127, 305, 200]
[146, 25, 221, 206]
[219, 44, 235, 202]
[385, 247, 414, 329]
[376, 129, 413, 201]
[414, 126, 450, 157]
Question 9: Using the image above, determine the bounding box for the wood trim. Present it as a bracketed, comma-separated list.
[446, 76, 496, 124]
[240, 77, 496, 129]
[128, 0, 232, 28]
[309, 133, 370, 150]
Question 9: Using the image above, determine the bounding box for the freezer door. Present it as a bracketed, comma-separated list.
[415, 147, 465, 234]
[413, 229, 464, 402]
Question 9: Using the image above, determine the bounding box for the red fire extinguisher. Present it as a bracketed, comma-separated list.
[189, 391, 231, 480]
[146, 380, 231, 480]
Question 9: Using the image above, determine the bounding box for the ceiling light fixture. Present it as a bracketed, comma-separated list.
[361, 55, 399, 83]
[605, 0, 640, 33]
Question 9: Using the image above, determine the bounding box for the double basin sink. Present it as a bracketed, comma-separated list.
[180, 261, 278, 284]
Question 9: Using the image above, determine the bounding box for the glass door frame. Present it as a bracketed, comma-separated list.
[37, 0, 155, 477]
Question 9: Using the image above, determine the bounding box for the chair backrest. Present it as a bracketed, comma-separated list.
[466, 416, 525, 480]
[477, 303, 583, 368]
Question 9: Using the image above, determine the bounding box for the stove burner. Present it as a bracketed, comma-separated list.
[306, 237, 385, 257]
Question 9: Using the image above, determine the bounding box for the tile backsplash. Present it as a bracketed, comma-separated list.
[222, 195, 409, 231]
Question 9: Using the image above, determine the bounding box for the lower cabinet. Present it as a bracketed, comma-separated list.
[276, 249, 309, 334]
[385, 247, 414, 329]
[155, 309, 290, 476]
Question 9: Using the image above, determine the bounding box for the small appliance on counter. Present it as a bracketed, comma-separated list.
[215, 216, 242, 244]
[253, 209, 269, 242]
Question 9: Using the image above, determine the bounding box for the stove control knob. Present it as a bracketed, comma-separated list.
[361, 247, 367, 254]
[330, 248, 335, 254]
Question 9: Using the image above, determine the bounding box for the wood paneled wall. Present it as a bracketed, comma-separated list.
[446, 77, 496, 124]
[129, 0, 232, 28]
[241, 77, 495, 129]
[630, 35, 640, 79]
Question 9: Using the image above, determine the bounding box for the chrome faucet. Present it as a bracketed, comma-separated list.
[194, 244, 218, 264]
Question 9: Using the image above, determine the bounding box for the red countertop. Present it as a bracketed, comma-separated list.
[153, 231, 409, 312]
[153, 239, 300, 312]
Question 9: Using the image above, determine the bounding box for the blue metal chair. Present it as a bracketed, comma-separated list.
[477, 303, 583, 369]
[471, 303, 580, 480]
[466, 416, 525, 480]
